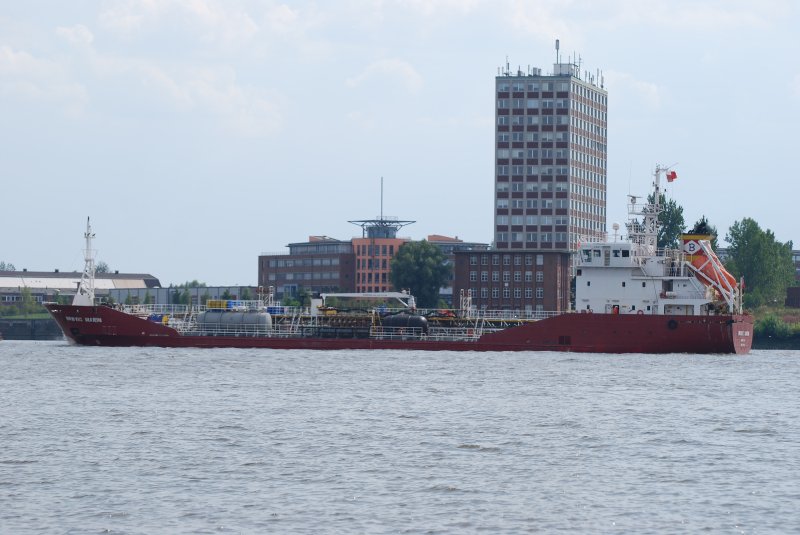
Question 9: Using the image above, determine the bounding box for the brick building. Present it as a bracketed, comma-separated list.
[258, 236, 356, 298]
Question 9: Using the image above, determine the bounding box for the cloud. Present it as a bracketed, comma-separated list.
[346, 110, 376, 131]
[262, 3, 301, 33]
[394, 0, 482, 16]
[346, 58, 424, 93]
[92, 54, 283, 135]
[604, 70, 662, 109]
[0, 45, 88, 115]
[506, 0, 583, 46]
[56, 24, 95, 45]
[506, 0, 785, 44]
[99, 0, 259, 47]
[182, 67, 284, 135]
[605, 0, 779, 31]
[97, 0, 164, 34]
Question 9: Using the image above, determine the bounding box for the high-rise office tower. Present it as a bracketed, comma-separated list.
[494, 54, 608, 251]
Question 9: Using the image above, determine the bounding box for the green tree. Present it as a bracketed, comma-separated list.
[688, 215, 719, 250]
[389, 240, 450, 308]
[280, 287, 311, 308]
[221, 289, 233, 300]
[96, 261, 110, 273]
[755, 314, 792, 339]
[175, 280, 207, 288]
[0, 261, 16, 271]
[648, 193, 685, 249]
[240, 287, 252, 301]
[296, 287, 311, 307]
[19, 287, 41, 316]
[1, 303, 19, 317]
[725, 218, 794, 308]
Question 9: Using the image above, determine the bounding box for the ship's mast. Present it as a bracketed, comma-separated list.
[626, 165, 668, 257]
[72, 217, 96, 306]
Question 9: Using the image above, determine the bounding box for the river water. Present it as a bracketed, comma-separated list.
[1, 341, 799, 534]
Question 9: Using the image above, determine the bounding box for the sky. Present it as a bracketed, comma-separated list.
[2, 0, 799, 286]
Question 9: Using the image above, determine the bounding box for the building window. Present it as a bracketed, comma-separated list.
[492, 272, 500, 282]
[492, 288, 499, 298]
[514, 288, 522, 298]
[525, 288, 533, 298]
[481, 288, 488, 298]
[536, 271, 544, 282]
[536, 288, 544, 299]
[470, 271, 477, 282]
[481, 271, 488, 282]
[525, 271, 533, 282]
[514, 272, 521, 282]
[492, 256, 500, 266]
[537, 254, 544, 266]
[503, 271, 511, 282]
[470, 256, 478, 265]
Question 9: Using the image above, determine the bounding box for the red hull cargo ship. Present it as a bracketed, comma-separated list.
[45, 166, 753, 354]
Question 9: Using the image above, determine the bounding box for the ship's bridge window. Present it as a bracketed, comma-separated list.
[593, 250, 601, 257]
[621, 250, 630, 258]
[582, 249, 592, 262]
[613, 250, 620, 257]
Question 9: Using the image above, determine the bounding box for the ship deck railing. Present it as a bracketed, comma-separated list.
[109, 302, 564, 322]
[369, 326, 490, 342]
[166, 320, 511, 342]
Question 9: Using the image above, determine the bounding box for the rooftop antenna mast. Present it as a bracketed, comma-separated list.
[380, 176, 384, 221]
[555, 39, 560, 65]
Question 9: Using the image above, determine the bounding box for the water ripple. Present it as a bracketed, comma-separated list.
[1, 342, 798, 534]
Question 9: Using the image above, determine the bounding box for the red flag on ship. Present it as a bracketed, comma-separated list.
[666, 170, 678, 182]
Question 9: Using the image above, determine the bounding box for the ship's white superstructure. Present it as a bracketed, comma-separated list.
[575, 165, 742, 316]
